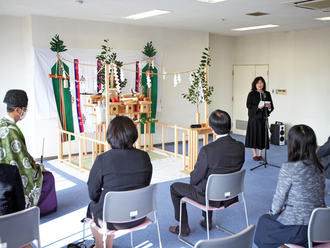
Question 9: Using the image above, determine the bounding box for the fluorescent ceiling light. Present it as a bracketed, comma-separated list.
[315, 16, 330, 21]
[232, 24, 280, 31]
[124, 10, 171, 20]
[198, 0, 226, 3]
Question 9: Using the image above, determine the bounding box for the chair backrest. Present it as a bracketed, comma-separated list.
[103, 184, 157, 223]
[205, 169, 246, 202]
[308, 207, 330, 246]
[194, 224, 255, 248]
[0, 206, 41, 248]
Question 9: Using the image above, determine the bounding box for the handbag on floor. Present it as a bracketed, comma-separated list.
[67, 241, 87, 248]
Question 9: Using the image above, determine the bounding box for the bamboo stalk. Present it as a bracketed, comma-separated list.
[68, 134, 72, 163]
[183, 133, 187, 171]
[137, 122, 141, 149]
[204, 66, 209, 125]
[162, 125, 165, 150]
[144, 124, 147, 151]
[174, 125, 178, 158]
[105, 63, 110, 151]
[58, 122, 63, 163]
[79, 135, 83, 173]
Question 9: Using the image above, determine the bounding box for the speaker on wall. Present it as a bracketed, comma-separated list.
[270, 122, 285, 146]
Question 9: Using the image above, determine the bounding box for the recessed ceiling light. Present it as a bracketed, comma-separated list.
[124, 10, 172, 20]
[219, 19, 225, 22]
[198, 0, 226, 3]
[232, 24, 280, 31]
[75, 0, 83, 4]
[315, 16, 330, 21]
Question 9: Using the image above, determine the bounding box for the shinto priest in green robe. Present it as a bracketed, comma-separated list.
[0, 115, 43, 208]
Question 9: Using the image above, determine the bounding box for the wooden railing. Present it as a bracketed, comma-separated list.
[57, 129, 108, 173]
[58, 121, 213, 173]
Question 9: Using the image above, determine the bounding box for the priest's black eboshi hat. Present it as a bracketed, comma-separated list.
[3, 89, 28, 108]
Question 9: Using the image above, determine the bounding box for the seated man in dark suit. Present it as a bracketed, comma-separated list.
[169, 109, 245, 236]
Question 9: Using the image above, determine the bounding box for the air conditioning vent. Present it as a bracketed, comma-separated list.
[281, 0, 330, 10]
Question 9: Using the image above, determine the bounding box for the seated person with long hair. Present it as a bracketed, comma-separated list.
[86, 116, 153, 248]
[254, 124, 326, 248]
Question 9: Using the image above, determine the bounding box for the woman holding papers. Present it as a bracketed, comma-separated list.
[245, 76, 274, 161]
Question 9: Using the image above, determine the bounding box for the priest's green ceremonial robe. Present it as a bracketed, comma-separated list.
[0, 116, 43, 208]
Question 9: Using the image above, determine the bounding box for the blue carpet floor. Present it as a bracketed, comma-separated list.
[41, 134, 330, 248]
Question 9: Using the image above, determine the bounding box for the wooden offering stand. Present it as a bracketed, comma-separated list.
[83, 90, 152, 156]
[83, 93, 152, 116]
[182, 123, 214, 173]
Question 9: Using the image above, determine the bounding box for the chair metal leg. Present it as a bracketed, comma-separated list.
[242, 192, 249, 227]
[214, 211, 235, 235]
[154, 211, 162, 248]
[130, 231, 134, 248]
[178, 199, 194, 247]
[103, 224, 107, 248]
[206, 207, 210, 240]
[83, 220, 86, 246]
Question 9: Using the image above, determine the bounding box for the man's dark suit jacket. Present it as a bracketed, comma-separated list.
[190, 135, 245, 208]
[87, 148, 152, 226]
[317, 136, 330, 179]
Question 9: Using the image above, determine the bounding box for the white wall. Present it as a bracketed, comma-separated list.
[2, 15, 228, 158]
[233, 28, 330, 145]
[209, 34, 234, 118]
[0, 16, 35, 152]
[3, 14, 328, 159]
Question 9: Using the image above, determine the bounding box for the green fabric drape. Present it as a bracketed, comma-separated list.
[141, 64, 157, 134]
[51, 60, 75, 141]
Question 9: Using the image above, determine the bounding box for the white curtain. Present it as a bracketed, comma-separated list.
[33, 47, 162, 132]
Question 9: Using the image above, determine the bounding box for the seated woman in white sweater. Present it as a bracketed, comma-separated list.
[254, 124, 326, 248]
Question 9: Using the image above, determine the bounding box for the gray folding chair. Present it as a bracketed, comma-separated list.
[83, 184, 162, 248]
[0, 206, 41, 248]
[194, 224, 255, 248]
[179, 169, 249, 247]
[285, 207, 330, 248]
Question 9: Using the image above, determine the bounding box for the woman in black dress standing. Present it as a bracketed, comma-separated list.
[245, 76, 274, 161]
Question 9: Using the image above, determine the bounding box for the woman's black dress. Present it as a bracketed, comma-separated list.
[86, 148, 152, 230]
[245, 90, 274, 150]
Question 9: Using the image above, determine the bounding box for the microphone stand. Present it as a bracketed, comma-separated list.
[250, 92, 280, 171]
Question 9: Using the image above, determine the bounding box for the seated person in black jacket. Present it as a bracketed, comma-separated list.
[317, 136, 330, 180]
[86, 116, 152, 248]
[169, 109, 245, 236]
[0, 163, 32, 248]
[0, 163, 25, 215]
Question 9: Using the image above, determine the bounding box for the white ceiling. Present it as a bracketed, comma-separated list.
[1, 0, 330, 37]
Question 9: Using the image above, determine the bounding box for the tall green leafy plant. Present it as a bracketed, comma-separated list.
[182, 47, 214, 113]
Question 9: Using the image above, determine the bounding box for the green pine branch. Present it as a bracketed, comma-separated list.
[50, 34, 67, 54]
[132, 117, 158, 125]
[142, 41, 157, 58]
